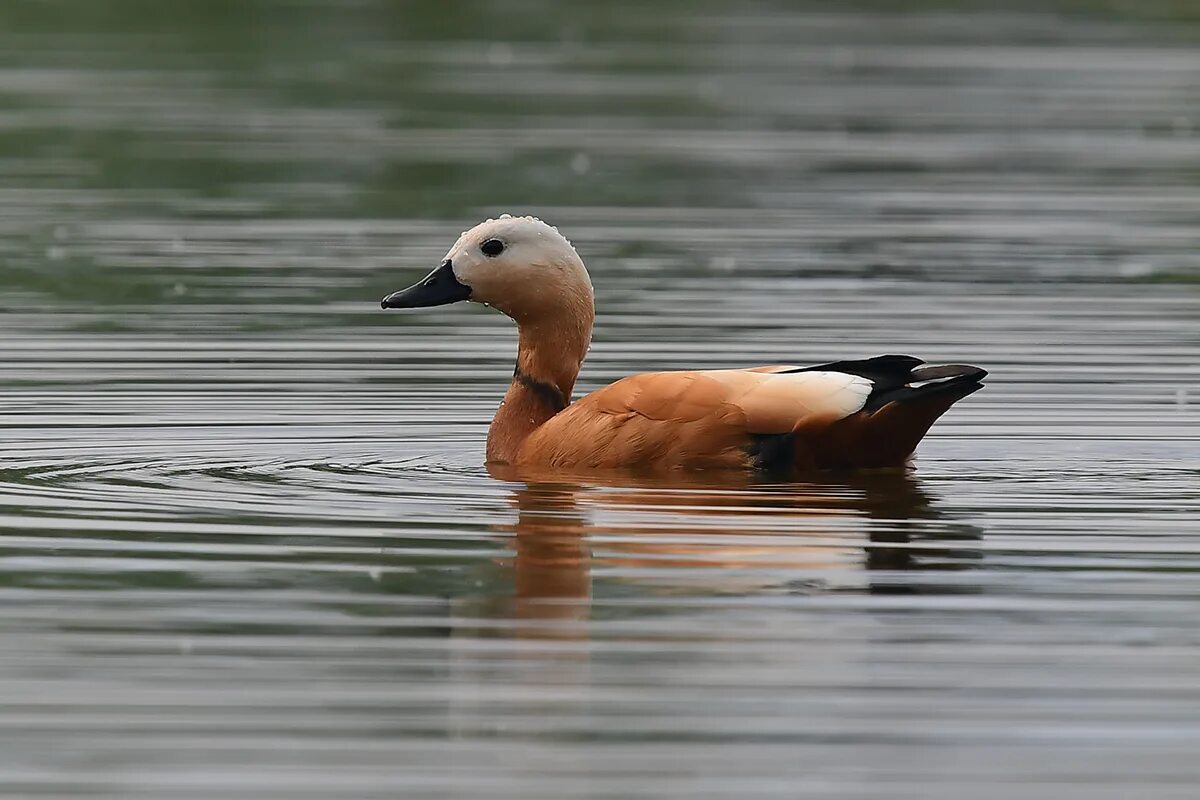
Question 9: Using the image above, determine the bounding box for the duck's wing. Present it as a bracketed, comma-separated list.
[784, 354, 985, 412]
[517, 367, 873, 470]
[696, 367, 876, 432]
[518, 355, 986, 472]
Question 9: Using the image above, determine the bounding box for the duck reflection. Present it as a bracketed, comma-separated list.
[508, 481, 593, 637]
[490, 466, 983, 636]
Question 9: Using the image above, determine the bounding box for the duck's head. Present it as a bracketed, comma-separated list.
[381, 215, 593, 324]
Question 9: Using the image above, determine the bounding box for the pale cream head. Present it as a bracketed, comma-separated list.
[446, 215, 593, 323]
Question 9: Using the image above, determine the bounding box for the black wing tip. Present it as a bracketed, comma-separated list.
[792, 356, 987, 382]
[786, 356, 987, 412]
[866, 366, 986, 412]
[811, 357, 987, 412]
[787, 354, 922, 379]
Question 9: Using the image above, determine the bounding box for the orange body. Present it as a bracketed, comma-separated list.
[512, 366, 980, 472]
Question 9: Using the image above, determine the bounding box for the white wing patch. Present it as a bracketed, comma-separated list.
[764, 371, 873, 417]
[701, 369, 873, 433]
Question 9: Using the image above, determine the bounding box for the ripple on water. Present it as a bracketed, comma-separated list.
[1, 1, 1200, 798]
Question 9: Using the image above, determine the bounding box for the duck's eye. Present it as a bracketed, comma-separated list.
[481, 239, 505, 257]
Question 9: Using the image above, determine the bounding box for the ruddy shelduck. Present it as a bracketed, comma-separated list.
[382, 215, 986, 473]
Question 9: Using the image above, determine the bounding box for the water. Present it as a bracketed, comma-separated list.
[1, 1, 1199, 797]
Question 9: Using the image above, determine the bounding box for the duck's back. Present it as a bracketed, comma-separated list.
[515, 356, 985, 472]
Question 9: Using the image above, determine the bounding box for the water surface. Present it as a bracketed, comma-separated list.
[1, 2, 1199, 797]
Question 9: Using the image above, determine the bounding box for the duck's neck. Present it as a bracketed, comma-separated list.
[487, 306, 593, 464]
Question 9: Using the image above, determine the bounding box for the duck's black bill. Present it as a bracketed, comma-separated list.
[381, 260, 471, 309]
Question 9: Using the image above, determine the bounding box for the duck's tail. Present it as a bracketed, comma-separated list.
[791, 355, 987, 470]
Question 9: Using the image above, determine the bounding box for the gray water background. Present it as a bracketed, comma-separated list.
[1, 1, 1199, 797]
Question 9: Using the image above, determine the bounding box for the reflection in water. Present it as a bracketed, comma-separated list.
[509, 482, 593, 637]
[495, 467, 984, 637]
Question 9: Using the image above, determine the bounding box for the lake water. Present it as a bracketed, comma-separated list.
[1, 1, 1199, 797]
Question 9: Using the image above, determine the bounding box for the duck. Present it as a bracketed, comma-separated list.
[381, 215, 986, 473]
